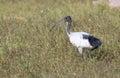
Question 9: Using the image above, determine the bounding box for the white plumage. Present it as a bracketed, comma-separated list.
[50, 16, 102, 54]
[68, 31, 93, 54]
[69, 32, 92, 48]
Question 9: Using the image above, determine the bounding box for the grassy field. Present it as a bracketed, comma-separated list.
[0, 0, 120, 78]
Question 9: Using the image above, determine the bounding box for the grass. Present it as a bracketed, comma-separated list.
[0, 0, 120, 78]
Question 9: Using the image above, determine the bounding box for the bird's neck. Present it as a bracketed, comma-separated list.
[66, 22, 71, 36]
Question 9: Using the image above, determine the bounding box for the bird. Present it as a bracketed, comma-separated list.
[50, 16, 102, 54]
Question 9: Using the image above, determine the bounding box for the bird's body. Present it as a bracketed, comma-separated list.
[69, 32, 92, 54]
[50, 16, 102, 54]
[68, 32, 101, 54]
[69, 32, 92, 48]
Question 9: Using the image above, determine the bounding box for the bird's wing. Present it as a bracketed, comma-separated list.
[83, 34, 90, 39]
[83, 34, 102, 47]
[88, 36, 102, 47]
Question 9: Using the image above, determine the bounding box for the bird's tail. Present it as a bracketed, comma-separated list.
[88, 36, 102, 50]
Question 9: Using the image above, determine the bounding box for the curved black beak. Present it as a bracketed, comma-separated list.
[50, 17, 65, 32]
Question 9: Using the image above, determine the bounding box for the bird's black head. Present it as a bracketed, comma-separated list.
[64, 16, 72, 23]
[50, 16, 72, 31]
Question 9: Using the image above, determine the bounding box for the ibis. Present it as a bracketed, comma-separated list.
[50, 16, 102, 54]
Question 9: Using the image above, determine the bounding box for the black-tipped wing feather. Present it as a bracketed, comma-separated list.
[83, 34, 102, 47]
